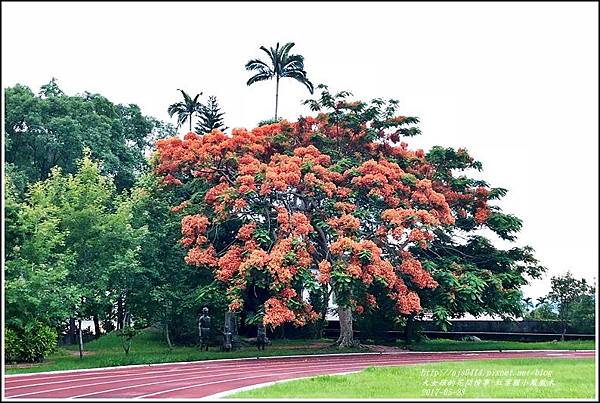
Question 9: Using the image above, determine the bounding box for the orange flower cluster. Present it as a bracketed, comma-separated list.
[237, 222, 256, 241]
[350, 159, 409, 207]
[216, 246, 243, 282]
[156, 108, 493, 328]
[263, 297, 296, 327]
[365, 293, 378, 308]
[318, 260, 332, 283]
[473, 187, 491, 224]
[408, 228, 434, 248]
[170, 200, 190, 213]
[399, 251, 438, 289]
[395, 291, 422, 315]
[181, 214, 210, 247]
[289, 212, 313, 237]
[185, 245, 217, 267]
[475, 207, 491, 224]
[327, 214, 361, 234]
[380, 208, 439, 247]
[334, 201, 356, 213]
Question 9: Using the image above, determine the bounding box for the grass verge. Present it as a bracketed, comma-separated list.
[230, 357, 596, 399]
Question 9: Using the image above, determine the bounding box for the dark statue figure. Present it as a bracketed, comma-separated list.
[222, 323, 233, 352]
[257, 323, 268, 350]
[198, 307, 211, 351]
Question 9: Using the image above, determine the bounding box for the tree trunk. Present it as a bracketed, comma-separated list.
[78, 318, 84, 359]
[93, 315, 101, 339]
[404, 314, 416, 344]
[274, 76, 280, 120]
[165, 321, 173, 349]
[315, 285, 329, 339]
[224, 311, 239, 349]
[189, 114, 192, 133]
[117, 296, 124, 330]
[69, 317, 76, 344]
[336, 306, 355, 348]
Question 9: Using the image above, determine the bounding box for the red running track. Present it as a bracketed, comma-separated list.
[4, 350, 594, 399]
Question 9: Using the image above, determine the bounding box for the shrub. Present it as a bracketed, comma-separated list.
[116, 326, 140, 355]
[4, 322, 58, 363]
[4, 328, 20, 363]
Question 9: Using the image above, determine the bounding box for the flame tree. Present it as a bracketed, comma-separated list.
[155, 85, 542, 347]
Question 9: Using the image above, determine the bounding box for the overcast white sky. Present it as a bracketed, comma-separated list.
[2, 2, 598, 300]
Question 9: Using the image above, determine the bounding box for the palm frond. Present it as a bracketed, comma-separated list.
[178, 89, 192, 105]
[260, 45, 278, 70]
[280, 42, 295, 58]
[167, 102, 185, 118]
[247, 71, 273, 86]
[245, 58, 272, 72]
[285, 70, 314, 93]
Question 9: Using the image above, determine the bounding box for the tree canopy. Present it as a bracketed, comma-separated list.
[155, 85, 545, 346]
[5, 79, 175, 190]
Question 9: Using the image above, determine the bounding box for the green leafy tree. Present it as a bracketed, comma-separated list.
[4, 79, 175, 190]
[195, 96, 228, 134]
[4, 174, 78, 332]
[13, 151, 148, 344]
[126, 171, 217, 346]
[245, 42, 314, 120]
[523, 296, 558, 320]
[548, 271, 594, 338]
[563, 292, 595, 334]
[167, 89, 204, 132]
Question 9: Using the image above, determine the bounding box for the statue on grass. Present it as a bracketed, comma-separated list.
[222, 323, 233, 352]
[257, 323, 268, 350]
[198, 307, 211, 351]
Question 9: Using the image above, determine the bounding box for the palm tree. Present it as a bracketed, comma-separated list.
[535, 296, 549, 308]
[167, 89, 203, 132]
[523, 297, 534, 311]
[245, 42, 314, 120]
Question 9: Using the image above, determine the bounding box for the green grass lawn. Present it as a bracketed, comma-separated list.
[231, 358, 597, 399]
[5, 328, 361, 375]
[403, 338, 595, 352]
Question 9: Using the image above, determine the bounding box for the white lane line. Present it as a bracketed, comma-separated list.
[69, 358, 425, 399]
[6, 356, 394, 398]
[135, 367, 385, 399]
[6, 354, 372, 390]
[5, 353, 395, 388]
[137, 358, 500, 400]
[4, 351, 466, 389]
[3, 353, 390, 385]
[6, 351, 442, 392]
[201, 371, 360, 400]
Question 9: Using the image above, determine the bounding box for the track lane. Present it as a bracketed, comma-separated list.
[4, 350, 595, 399]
